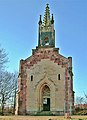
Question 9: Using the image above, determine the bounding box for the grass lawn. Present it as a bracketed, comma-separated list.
[0, 116, 87, 120]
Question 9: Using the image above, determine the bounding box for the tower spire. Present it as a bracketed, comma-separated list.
[38, 4, 55, 47]
[43, 4, 51, 27]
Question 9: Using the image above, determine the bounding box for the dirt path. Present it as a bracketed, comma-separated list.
[0, 116, 87, 120]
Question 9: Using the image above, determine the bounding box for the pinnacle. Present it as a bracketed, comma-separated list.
[43, 4, 51, 27]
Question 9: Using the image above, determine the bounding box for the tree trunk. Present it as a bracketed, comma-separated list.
[13, 89, 16, 114]
[1, 93, 4, 115]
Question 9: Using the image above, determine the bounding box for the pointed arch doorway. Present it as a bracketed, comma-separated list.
[42, 85, 50, 111]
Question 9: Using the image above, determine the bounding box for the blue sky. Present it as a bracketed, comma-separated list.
[0, 0, 87, 99]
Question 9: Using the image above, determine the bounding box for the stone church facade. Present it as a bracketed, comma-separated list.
[16, 4, 74, 115]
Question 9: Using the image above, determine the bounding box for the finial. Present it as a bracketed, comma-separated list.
[38, 15, 42, 25]
[51, 14, 54, 24]
[40, 15, 42, 21]
[46, 3, 49, 7]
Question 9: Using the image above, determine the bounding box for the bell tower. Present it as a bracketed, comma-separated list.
[38, 4, 55, 47]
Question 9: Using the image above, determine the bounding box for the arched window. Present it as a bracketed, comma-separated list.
[42, 85, 50, 111]
[42, 85, 50, 96]
[58, 74, 60, 80]
[31, 75, 33, 81]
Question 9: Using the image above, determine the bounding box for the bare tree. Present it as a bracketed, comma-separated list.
[0, 46, 8, 115]
[0, 46, 8, 71]
[0, 72, 15, 114]
[76, 96, 84, 105]
[84, 92, 87, 104]
[0, 72, 18, 115]
[0, 46, 18, 115]
[11, 71, 18, 114]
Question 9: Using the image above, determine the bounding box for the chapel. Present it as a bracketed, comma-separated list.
[15, 4, 74, 115]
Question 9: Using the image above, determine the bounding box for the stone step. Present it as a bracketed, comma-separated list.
[36, 111, 53, 116]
